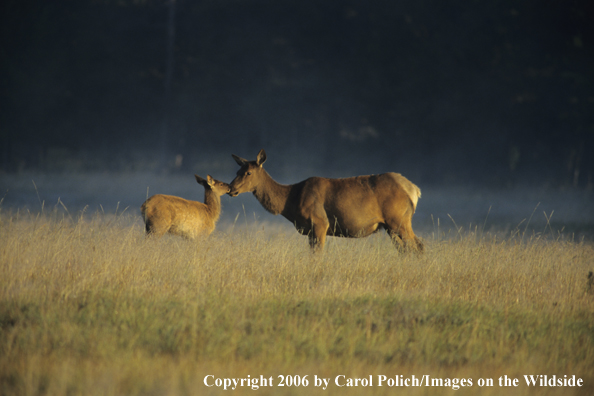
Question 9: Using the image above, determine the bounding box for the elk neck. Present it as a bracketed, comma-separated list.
[253, 169, 291, 216]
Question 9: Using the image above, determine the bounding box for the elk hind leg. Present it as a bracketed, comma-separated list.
[386, 218, 423, 253]
[387, 229, 407, 253]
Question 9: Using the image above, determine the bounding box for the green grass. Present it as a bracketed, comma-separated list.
[1, 210, 593, 395]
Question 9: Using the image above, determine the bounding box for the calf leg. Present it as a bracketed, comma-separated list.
[144, 219, 169, 238]
[413, 235, 424, 252]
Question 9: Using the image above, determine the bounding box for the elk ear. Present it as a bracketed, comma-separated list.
[232, 154, 248, 166]
[256, 149, 267, 166]
[206, 175, 215, 187]
[195, 174, 206, 186]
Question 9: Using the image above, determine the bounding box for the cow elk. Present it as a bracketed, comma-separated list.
[140, 175, 230, 239]
[228, 149, 423, 252]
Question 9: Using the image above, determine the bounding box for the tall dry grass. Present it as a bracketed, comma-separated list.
[0, 208, 593, 395]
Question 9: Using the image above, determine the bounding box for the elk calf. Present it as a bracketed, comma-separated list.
[229, 149, 423, 252]
[140, 175, 230, 239]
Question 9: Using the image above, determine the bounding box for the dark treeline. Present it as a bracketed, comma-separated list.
[1, 0, 593, 187]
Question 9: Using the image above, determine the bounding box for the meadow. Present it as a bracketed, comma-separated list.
[0, 207, 593, 395]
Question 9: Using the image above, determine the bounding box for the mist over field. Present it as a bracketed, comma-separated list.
[1, 170, 593, 241]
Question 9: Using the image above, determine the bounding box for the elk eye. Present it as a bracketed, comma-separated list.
[247, 172, 252, 176]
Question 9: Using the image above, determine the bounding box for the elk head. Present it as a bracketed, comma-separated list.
[228, 149, 267, 197]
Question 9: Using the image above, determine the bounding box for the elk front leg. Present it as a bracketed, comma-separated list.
[308, 214, 329, 251]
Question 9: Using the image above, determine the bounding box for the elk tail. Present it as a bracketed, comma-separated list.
[408, 184, 421, 212]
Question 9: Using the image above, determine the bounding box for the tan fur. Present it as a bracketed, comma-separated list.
[140, 175, 230, 239]
[229, 149, 423, 252]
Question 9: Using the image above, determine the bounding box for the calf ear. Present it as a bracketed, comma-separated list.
[232, 154, 248, 166]
[206, 175, 215, 187]
[195, 174, 206, 186]
[256, 149, 267, 166]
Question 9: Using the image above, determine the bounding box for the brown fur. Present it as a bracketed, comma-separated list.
[229, 149, 423, 252]
[140, 175, 230, 239]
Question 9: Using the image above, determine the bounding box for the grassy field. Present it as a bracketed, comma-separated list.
[1, 208, 593, 395]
